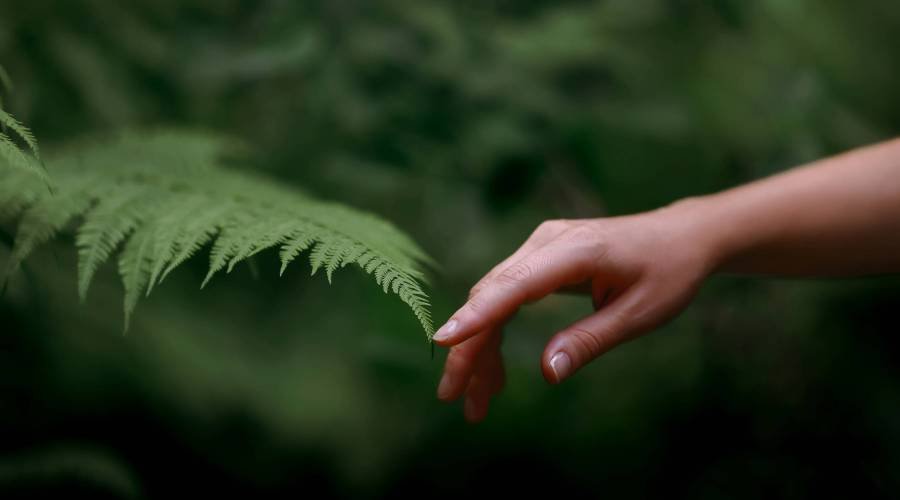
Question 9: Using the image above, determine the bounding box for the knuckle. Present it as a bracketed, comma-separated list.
[496, 261, 534, 286]
[468, 282, 485, 300]
[465, 294, 489, 314]
[617, 292, 654, 331]
[621, 300, 646, 326]
[568, 326, 605, 361]
[534, 219, 566, 236]
[534, 220, 553, 234]
[563, 224, 598, 244]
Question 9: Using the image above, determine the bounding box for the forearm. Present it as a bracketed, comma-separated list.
[673, 138, 900, 277]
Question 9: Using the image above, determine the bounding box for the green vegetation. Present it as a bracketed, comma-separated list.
[1, 1, 899, 498]
[1, 131, 433, 335]
[0, 68, 44, 182]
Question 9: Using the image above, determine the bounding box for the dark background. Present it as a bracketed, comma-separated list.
[1, 0, 899, 498]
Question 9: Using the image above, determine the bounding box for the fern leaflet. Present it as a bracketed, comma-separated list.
[0, 68, 47, 183]
[0, 130, 435, 338]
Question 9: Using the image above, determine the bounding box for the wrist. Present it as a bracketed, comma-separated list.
[655, 195, 736, 276]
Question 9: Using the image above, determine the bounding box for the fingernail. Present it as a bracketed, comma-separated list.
[549, 351, 572, 383]
[437, 373, 453, 400]
[433, 319, 458, 342]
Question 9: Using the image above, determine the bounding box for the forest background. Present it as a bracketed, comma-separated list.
[1, 0, 899, 497]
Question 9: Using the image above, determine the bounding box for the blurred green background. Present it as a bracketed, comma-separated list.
[2, 0, 900, 497]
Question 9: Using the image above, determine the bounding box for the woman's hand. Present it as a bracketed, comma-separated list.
[433, 137, 900, 423]
[433, 203, 717, 423]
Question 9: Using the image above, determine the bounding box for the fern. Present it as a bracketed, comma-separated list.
[0, 66, 47, 183]
[0, 130, 435, 337]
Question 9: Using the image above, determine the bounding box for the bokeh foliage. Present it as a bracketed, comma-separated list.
[1, 0, 899, 497]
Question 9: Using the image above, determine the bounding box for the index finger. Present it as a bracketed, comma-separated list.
[433, 238, 597, 346]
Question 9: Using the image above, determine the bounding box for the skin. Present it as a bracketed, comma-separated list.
[433, 137, 900, 423]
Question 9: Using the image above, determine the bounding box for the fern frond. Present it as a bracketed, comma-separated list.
[77, 187, 157, 300]
[0, 109, 40, 158]
[0, 66, 11, 94]
[0, 72, 46, 182]
[0, 163, 43, 220]
[5, 188, 93, 278]
[118, 222, 158, 331]
[279, 229, 317, 275]
[155, 201, 235, 287]
[145, 195, 222, 294]
[0, 130, 435, 338]
[0, 132, 48, 183]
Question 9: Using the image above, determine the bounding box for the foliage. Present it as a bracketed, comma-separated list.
[0, 130, 434, 336]
[1, 0, 899, 496]
[0, 66, 45, 183]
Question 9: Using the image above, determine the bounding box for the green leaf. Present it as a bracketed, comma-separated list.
[0, 130, 435, 338]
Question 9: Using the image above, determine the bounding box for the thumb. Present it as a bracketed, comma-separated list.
[541, 288, 647, 384]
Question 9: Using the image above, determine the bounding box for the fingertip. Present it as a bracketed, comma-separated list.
[431, 336, 458, 347]
[463, 373, 493, 423]
[437, 368, 471, 402]
[432, 319, 459, 343]
[434, 317, 477, 346]
[541, 343, 573, 385]
[464, 394, 489, 424]
[436, 372, 455, 401]
[548, 351, 572, 384]
[540, 360, 559, 385]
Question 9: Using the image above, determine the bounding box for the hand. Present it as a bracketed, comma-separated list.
[433, 203, 717, 422]
[434, 138, 900, 423]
